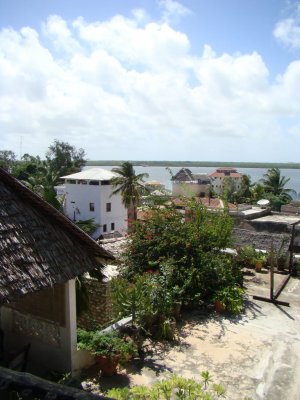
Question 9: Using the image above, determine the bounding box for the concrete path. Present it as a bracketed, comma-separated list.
[85, 274, 300, 400]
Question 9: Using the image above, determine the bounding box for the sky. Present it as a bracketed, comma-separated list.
[0, 0, 300, 162]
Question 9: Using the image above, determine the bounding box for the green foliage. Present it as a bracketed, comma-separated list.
[106, 372, 226, 399]
[260, 167, 296, 206]
[46, 139, 86, 176]
[75, 218, 100, 234]
[111, 161, 149, 224]
[123, 200, 240, 307]
[77, 329, 137, 360]
[8, 140, 86, 209]
[111, 273, 176, 336]
[236, 245, 258, 269]
[0, 150, 16, 171]
[213, 286, 244, 314]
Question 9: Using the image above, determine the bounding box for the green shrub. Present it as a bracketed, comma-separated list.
[77, 329, 137, 360]
[214, 286, 244, 314]
[106, 372, 226, 399]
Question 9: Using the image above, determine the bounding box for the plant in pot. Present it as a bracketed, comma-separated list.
[254, 252, 267, 272]
[77, 329, 137, 376]
[213, 286, 244, 314]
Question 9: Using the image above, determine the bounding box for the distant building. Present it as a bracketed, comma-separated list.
[209, 167, 243, 195]
[172, 168, 211, 197]
[61, 168, 127, 238]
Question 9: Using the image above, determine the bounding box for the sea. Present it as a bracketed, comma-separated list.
[84, 165, 300, 198]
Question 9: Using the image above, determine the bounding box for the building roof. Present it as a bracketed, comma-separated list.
[209, 172, 242, 178]
[173, 168, 211, 183]
[0, 168, 114, 304]
[232, 228, 290, 253]
[61, 167, 117, 181]
[172, 168, 194, 181]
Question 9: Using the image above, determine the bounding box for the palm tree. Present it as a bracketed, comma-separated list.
[111, 162, 149, 230]
[260, 167, 296, 203]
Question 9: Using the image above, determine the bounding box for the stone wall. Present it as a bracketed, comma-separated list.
[77, 279, 114, 330]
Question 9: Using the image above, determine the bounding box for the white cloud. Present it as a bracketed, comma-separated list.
[0, 10, 300, 161]
[157, 0, 192, 24]
[273, 3, 300, 49]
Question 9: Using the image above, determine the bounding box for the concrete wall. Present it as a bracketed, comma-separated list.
[0, 281, 79, 374]
[172, 182, 210, 197]
[64, 181, 127, 235]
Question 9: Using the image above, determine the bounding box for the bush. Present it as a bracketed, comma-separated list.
[122, 201, 240, 307]
[106, 372, 226, 399]
[213, 286, 244, 314]
[77, 329, 137, 360]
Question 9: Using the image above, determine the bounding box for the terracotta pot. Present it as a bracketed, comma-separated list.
[255, 262, 263, 272]
[96, 355, 119, 376]
[214, 300, 225, 313]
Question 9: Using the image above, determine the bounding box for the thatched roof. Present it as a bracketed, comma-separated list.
[0, 168, 114, 304]
[172, 168, 194, 181]
[232, 228, 290, 253]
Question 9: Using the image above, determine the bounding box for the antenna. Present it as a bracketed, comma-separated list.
[19, 136, 23, 160]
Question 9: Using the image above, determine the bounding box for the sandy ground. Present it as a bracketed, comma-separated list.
[82, 271, 300, 400]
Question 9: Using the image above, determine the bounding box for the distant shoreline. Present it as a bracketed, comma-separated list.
[86, 160, 300, 169]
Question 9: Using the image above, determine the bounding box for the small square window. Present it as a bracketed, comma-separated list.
[89, 203, 95, 211]
[106, 203, 111, 212]
[111, 223, 115, 231]
[103, 224, 107, 233]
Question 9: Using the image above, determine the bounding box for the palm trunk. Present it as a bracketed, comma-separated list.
[127, 202, 137, 233]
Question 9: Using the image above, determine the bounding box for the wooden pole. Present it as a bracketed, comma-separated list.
[270, 263, 274, 301]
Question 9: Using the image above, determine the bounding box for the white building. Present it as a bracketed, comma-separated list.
[209, 167, 243, 195]
[61, 168, 127, 238]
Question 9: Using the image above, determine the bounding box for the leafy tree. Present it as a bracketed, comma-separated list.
[0, 150, 16, 171]
[235, 175, 253, 204]
[123, 201, 241, 305]
[12, 154, 44, 181]
[46, 140, 86, 177]
[111, 162, 149, 229]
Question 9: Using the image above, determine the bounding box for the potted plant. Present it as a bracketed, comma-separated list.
[77, 329, 137, 376]
[213, 286, 244, 314]
[255, 252, 267, 272]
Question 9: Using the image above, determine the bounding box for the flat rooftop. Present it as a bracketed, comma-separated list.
[252, 214, 300, 225]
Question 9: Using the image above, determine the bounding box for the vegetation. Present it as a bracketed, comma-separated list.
[213, 286, 244, 314]
[106, 372, 227, 399]
[110, 200, 243, 337]
[75, 218, 100, 235]
[0, 140, 86, 209]
[87, 160, 300, 169]
[77, 329, 137, 361]
[260, 167, 296, 210]
[111, 161, 149, 226]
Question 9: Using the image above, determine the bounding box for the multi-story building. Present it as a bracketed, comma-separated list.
[209, 167, 243, 195]
[61, 168, 127, 238]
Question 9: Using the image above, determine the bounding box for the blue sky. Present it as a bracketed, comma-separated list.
[0, 0, 300, 162]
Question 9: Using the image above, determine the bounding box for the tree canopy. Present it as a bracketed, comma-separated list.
[123, 201, 241, 304]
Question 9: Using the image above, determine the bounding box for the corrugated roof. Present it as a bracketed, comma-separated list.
[0, 168, 114, 304]
[61, 168, 117, 181]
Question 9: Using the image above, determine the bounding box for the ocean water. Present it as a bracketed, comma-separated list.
[84, 165, 300, 198]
